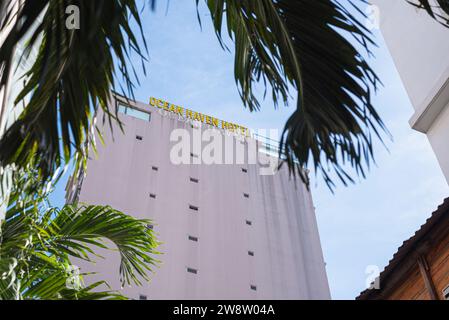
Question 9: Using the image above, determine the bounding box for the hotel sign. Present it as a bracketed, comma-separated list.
[149, 97, 249, 136]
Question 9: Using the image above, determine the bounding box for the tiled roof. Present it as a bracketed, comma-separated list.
[357, 197, 449, 300]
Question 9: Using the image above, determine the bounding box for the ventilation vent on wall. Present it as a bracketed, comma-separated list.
[187, 267, 198, 274]
[188, 235, 199, 242]
[189, 205, 199, 211]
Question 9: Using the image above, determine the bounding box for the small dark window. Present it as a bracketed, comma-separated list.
[189, 205, 199, 211]
[150, 193, 156, 199]
[136, 135, 143, 141]
[146, 224, 154, 230]
[246, 220, 252, 226]
[139, 294, 148, 300]
[242, 168, 248, 173]
[187, 267, 198, 274]
[243, 193, 250, 198]
[152, 166, 159, 171]
[190, 153, 199, 158]
[248, 251, 254, 256]
[190, 177, 199, 183]
[188, 235, 199, 242]
[250, 285, 257, 291]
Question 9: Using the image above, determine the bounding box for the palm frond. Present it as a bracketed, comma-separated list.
[202, 0, 387, 190]
[0, 169, 160, 300]
[411, 0, 449, 24]
[40, 204, 161, 286]
[0, 0, 152, 184]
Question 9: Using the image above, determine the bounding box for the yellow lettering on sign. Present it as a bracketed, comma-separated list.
[149, 97, 250, 136]
[186, 109, 194, 119]
[193, 112, 200, 122]
[221, 120, 228, 130]
[176, 106, 184, 117]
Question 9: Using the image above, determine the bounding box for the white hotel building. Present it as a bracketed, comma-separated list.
[66, 94, 330, 300]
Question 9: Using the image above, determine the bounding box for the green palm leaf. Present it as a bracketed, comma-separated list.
[0, 170, 160, 300]
[0, 0, 152, 184]
[202, 0, 387, 189]
[3, 0, 441, 193]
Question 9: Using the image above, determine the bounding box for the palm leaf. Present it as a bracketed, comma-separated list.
[1, 170, 160, 300]
[202, 0, 387, 190]
[0, 0, 153, 185]
[411, 0, 449, 24]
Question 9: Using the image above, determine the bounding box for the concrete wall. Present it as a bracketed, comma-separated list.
[372, 0, 449, 184]
[371, 0, 449, 114]
[428, 103, 449, 181]
[70, 96, 330, 300]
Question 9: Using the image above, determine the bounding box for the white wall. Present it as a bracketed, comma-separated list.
[371, 0, 449, 114]
[71, 96, 330, 300]
[372, 0, 449, 184]
[428, 102, 449, 180]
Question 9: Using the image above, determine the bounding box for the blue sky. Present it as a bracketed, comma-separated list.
[50, 1, 449, 299]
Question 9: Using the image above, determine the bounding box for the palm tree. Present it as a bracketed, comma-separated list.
[0, 169, 160, 300]
[0, 0, 446, 301]
[0, 1, 448, 191]
[0, 0, 384, 192]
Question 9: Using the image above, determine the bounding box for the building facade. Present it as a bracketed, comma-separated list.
[358, 1, 449, 300]
[65, 94, 330, 300]
[371, 0, 449, 183]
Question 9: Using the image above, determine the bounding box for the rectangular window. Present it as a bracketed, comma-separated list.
[246, 220, 252, 226]
[139, 294, 148, 300]
[152, 166, 159, 171]
[250, 285, 257, 291]
[187, 267, 198, 274]
[190, 177, 199, 183]
[118, 103, 151, 122]
[118, 104, 128, 114]
[248, 251, 254, 256]
[189, 205, 199, 211]
[243, 193, 250, 198]
[136, 135, 143, 141]
[149, 193, 156, 199]
[188, 235, 199, 242]
[242, 168, 248, 173]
